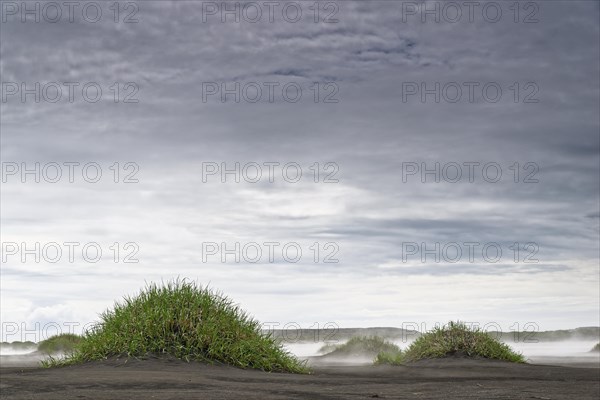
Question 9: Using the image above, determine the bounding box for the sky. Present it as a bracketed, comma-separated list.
[0, 0, 599, 342]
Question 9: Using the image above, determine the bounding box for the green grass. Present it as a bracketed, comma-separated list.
[591, 343, 600, 352]
[317, 342, 338, 354]
[320, 336, 402, 361]
[376, 321, 525, 365]
[43, 280, 308, 373]
[374, 349, 403, 365]
[38, 333, 82, 355]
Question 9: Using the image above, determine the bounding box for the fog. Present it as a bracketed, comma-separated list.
[283, 339, 600, 367]
[510, 340, 599, 358]
[0, 345, 37, 356]
[1, 340, 597, 368]
[0, 346, 65, 368]
[282, 342, 325, 358]
[0, 353, 47, 368]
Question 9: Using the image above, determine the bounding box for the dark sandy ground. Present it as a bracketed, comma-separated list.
[1, 354, 598, 400]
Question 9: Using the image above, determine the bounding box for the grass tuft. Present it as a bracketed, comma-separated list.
[320, 336, 402, 362]
[44, 280, 308, 373]
[374, 349, 403, 365]
[38, 333, 82, 355]
[376, 321, 525, 365]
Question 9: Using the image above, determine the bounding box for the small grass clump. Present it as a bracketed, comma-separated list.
[321, 336, 401, 360]
[374, 348, 403, 365]
[591, 343, 600, 352]
[38, 333, 82, 355]
[317, 342, 338, 354]
[375, 322, 525, 365]
[44, 280, 307, 373]
[404, 321, 524, 363]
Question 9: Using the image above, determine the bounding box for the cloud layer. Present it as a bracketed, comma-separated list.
[1, 0, 598, 339]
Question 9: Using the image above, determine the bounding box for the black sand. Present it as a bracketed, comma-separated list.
[1, 355, 598, 399]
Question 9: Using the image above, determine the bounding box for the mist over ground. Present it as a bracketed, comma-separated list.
[285, 338, 600, 367]
[3, 330, 598, 368]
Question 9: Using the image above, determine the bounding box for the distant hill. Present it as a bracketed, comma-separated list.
[0, 341, 38, 351]
[267, 327, 417, 342]
[490, 327, 600, 342]
[267, 326, 600, 343]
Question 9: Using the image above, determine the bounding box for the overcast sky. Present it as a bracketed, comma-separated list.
[1, 0, 599, 341]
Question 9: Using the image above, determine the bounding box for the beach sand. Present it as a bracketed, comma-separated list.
[1, 354, 598, 399]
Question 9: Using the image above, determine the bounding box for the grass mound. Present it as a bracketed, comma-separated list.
[317, 342, 338, 354]
[374, 347, 403, 365]
[591, 343, 600, 352]
[38, 334, 82, 354]
[44, 280, 307, 373]
[320, 336, 401, 360]
[376, 322, 525, 365]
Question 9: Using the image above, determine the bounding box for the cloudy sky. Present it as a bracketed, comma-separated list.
[1, 0, 599, 341]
